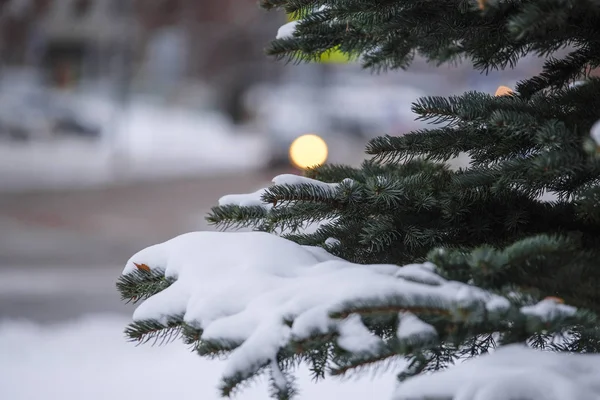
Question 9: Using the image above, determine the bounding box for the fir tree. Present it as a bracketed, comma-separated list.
[118, 1, 600, 399]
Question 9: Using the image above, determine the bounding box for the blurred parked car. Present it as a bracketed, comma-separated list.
[0, 86, 101, 142]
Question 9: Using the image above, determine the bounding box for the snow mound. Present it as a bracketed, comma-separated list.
[120, 231, 580, 398]
[393, 344, 600, 400]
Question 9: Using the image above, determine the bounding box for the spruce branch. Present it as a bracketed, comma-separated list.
[116, 268, 175, 304]
[219, 364, 271, 398]
[206, 205, 269, 231]
[261, 182, 342, 207]
[124, 315, 185, 346]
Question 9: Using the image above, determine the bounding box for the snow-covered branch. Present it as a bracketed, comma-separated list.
[118, 231, 586, 399]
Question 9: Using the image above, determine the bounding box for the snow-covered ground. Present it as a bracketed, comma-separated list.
[0, 315, 394, 400]
[0, 97, 269, 192]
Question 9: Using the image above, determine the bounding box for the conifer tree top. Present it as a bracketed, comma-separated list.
[262, 0, 600, 85]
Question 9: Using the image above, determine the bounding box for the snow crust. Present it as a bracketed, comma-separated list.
[122, 231, 562, 389]
[393, 344, 600, 400]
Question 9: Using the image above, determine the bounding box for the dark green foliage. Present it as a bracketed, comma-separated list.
[124, 316, 185, 345]
[121, 1, 600, 398]
[203, 3, 600, 393]
[206, 0, 600, 386]
[116, 268, 175, 304]
[262, 0, 600, 77]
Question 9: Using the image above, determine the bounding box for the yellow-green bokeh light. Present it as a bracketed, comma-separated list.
[289, 134, 328, 169]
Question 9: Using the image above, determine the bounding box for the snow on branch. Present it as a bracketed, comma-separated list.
[207, 174, 346, 236]
[119, 231, 582, 399]
[217, 174, 344, 209]
[276, 21, 299, 40]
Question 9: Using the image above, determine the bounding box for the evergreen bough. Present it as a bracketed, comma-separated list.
[119, 1, 600, 398]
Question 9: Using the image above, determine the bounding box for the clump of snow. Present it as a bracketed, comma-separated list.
[218, 174, 339, 208]
[222, 317, 291, 379]
[325, 237, 341, 247]
[394, 262, 445, 286]
[214, 172, 354, 238]
[485, 296, 511, 312]
[591, 119, 600, 146]
[393, 344, 600, 400]
[568, 80, 587, 88]
[291, 305, 334, 338]
[396, 312, 437, 341]
[336, 314, 383, 354]
[219, 187, 271, 208]
[273, 174, 346, 190]
[121, 231, 571, 391]
[276, 21, 299, 39]
[520, 298, 576, 322]
[452, 284, 510, 313]
[270, 359, 290, 393]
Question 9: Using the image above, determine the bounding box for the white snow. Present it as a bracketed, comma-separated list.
[591, 119, 600, 146]
[393, 344, 600, 400]
[222, 316, 292, 379]
[393, 262, 445, 286]
[336, 314, 383, 354]
[325, 237, 341, 246]
[218, 174, 341, 208]
[0, 315, 396, 400]
[276, 21, 299, 39]
[275, 5, 334, 41]
[568, 80, 587, 88]
[122, 231, 564, 391]
[485, 296, 512, 312]
[270, 358, 290, 392]
[396, 312, 437, 340]
[520, 297, 577, 322]
[219, 187, 271, 208]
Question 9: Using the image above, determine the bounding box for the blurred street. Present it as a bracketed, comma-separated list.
[0, 170, 283, 323]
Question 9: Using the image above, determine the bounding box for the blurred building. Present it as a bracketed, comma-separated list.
[133, 0, 282, 122]
[0, 0, 284, 122]
[41, 0, 133, 87]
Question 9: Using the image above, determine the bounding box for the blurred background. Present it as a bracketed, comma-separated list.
[0, 1, 546, 399]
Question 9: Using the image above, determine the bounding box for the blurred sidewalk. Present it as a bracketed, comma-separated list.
[0, 134, 268, 192]
[0, 170, 279, 266]
[0, 170, 280, 322]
